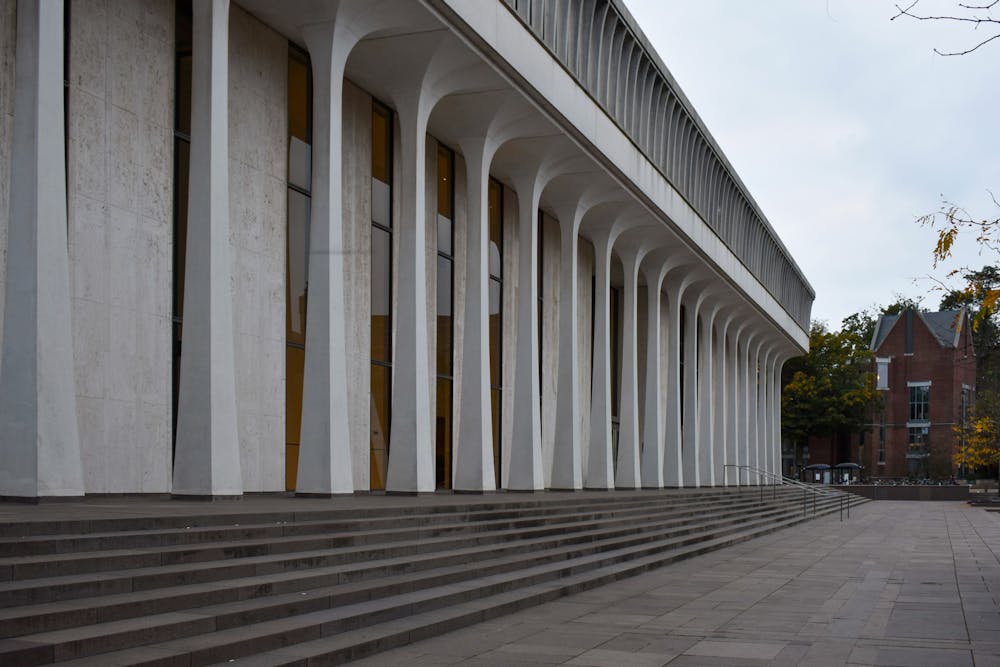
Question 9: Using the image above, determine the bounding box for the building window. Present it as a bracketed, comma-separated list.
[877, 414, 886, 465]
[284, 47, 312, 491]
[488, 179, 504, 487]
[908, 383, 930, 422]
[436, 145, 455, 489]
[370, 101, 394, 491]
[906, 427, 930, 477]
[876, 357, 890, 391]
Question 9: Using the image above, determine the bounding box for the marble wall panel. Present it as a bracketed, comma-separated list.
[228, 6, 286, 492]
[0, 0, 11, 349]
[539, 212, 560, 486]
[67, 0, 174, 493]
[499, 187, 519, 487]
[342, 80, 373, 489]
[577, 238, 594, 478]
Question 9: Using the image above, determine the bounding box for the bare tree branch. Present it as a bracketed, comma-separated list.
[892, 0, 1000, 54]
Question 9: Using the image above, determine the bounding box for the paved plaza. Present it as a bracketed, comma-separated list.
[354, 500, 1000, 666]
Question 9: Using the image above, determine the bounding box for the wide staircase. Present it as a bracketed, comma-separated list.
[0, 486, 866, 666]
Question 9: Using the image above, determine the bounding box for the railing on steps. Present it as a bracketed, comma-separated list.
[722, 464, 857, 521]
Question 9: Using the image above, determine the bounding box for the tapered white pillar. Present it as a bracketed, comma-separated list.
[726, 324, 746, 485]
[295, 20, 356, 495]
[551, 211, 583, 490]
[640, 263, 668, 488]
[663, 277, 688, 487]
[0, 0, 84, 499]
[455, 137, 496, 491]
[760, 348, 777, 481]
[747, 339, 763, 484]
[713, 314, 733, 485]
[697, 305, 717, 487]
[615, 250, 643, 489]
[385, 97, 435, 493]
[586, 230, 620, 489]
[173, 0, 243, 497]
[681, 296, 700, 486]
[509, 174, 544, 491]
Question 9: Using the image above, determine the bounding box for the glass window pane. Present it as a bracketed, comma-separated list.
[488, 180, 502, 277]
[177, 54, 192, 137]
[371, 364, 391, 490]
[489, 240, 502, 278]
[437, 147, 453, 219]
[490, 279, 502, 386]
[436, 378, 452, 489]
[288, 55, 311, 143]
[372, 228, 392, 363]
[437, 214, 452, 256]
[287, 190, 311, 343]
[491, 387, 501, 488]
[372, 177, 391, 228]
[372, 105, 391, 184]
[437, 257, 453, 376]
[174, 139, 190, 319]
[288, 137, 312, 192]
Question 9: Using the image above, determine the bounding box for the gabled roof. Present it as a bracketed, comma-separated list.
[870, 308, 965, 351]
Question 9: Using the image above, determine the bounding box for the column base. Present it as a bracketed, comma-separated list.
[171, 494, 243, 501]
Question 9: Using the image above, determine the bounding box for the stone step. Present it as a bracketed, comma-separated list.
[0, 493, 790, 606]
[44, 498, 859, 667]
[0, 493, 690, 557]
[0, 489, 867, 666]
[0, 489, 754, 539]
[0, 492, 771, 579]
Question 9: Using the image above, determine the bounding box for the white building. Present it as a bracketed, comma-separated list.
[0, 0, 812, 499]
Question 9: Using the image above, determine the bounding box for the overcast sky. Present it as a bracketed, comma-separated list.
[623, 0, 999, 329]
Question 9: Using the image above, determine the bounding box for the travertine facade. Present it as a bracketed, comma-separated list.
[0, 0, 812, 498]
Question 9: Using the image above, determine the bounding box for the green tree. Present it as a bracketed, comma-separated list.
[940, 265, 1000, 394]
[953, 389, 1000, 492]
[782, 320, 880, 448]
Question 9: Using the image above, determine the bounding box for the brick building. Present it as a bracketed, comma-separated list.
[868, 308, 975, 479]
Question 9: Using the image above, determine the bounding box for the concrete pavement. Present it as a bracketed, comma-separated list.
[353, 501, 1000, 666]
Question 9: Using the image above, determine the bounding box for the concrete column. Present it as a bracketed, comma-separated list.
[773, 355, 787, 479]
[681, 295, 701, 486]
[758, 347, 776, 484]
[697, 304, 717, 487]
[713, 314, 733, 486]
[586, 229, 620, 489]
[739, 332, 756, 484]
[0, 0, 84, 498]
[640, 263, 668, 488]
[509, 176, 544, 490]
[615, 249, 643, 489]
[747, 339, 763, 484]
[385, 97, 435, 493]
[662, 278, 687, 487]
[551, 213, 583, 489]
[454, 137, 495, 491]
[724, 324, 743, 485]
[295, 20, 356, 495]
[173, 0, 242, 497]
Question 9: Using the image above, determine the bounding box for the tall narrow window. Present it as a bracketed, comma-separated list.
[877, 414, 886, 465]
[488, 179, 504, 487]
[284, 47, 312, 490]
[908, 383, 930, 423]
[435, 146, 455, 489]
[370, 101, 393, 490]
[171, 2, 193, 454]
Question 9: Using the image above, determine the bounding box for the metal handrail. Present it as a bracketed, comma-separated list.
[722, 464, 856, 521]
